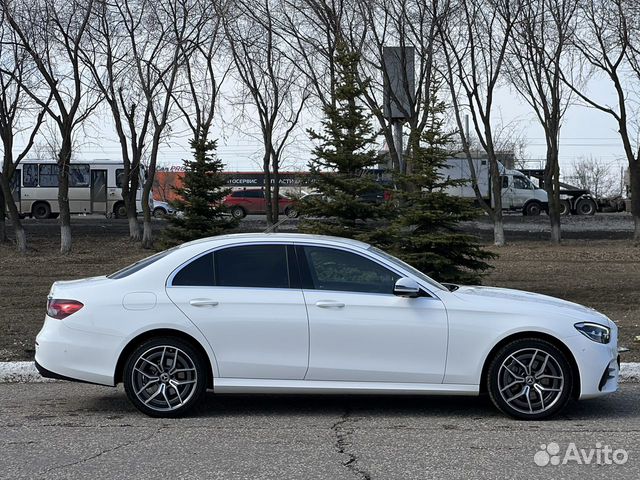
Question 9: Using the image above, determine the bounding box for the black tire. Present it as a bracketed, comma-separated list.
[285, 206, 298, 218]
[114, 202, 127, 219]
[123, 337, 207, 417]
[524, 201, 542, 216]
[153, 207, 167, 219]
[559, 200, 571, 216]
[575, 198, 596, 216]
[230, 206, 246, 219]
[32, 202, 51, 220]
[487, 338, 573, 420]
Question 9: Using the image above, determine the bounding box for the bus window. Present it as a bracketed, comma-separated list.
[70, 165, 90, 187]
[116, 169, 124, 188]
[39, 164, 59, 187]
[23, 164, 38, 187]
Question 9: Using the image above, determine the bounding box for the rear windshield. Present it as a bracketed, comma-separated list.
[108, 248, 175, 279]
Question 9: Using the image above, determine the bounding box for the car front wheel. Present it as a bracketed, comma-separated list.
[487, 338, 573, 420]
[123, 337, 207, 417]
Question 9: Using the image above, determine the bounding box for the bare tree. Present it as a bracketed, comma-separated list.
[569, 156, 619, 199]
[81, 0, 151, 240]
[219, 0, 309, 225]
[0, 12, 50, 252]
[439, 0, 521, 246]
[508, 0, 578, 244]
[564, 0, 640, 241]
[2, 0, 100, 254]
[118, 0, 195, 248]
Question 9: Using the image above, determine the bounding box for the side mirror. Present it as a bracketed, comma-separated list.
[393, 277, 421, 298]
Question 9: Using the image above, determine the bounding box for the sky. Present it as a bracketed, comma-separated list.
[9, 73, 631, 184]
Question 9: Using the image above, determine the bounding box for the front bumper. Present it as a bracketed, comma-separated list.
[564, 329, 619, 400]
[35, 317, 121, 386]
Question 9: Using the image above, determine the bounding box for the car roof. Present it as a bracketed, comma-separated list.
[178, 233, 371, 251]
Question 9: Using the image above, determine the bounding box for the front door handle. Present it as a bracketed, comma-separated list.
[315, 301, 345, 309]
[189, 299, 219, 307]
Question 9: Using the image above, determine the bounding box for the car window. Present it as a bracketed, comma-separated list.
[108, 248, 176, 279]
[513, 176, 529, 190]
[244, 190, 264, 198]
[302, 246, 399, 294]
[172, 253, 215, 286]
[70, 165, 90, 187]
[215, 245, 289, 288]
[39, 164, 59, 187]
[23, 164, 38, 187]
[116, 169, 124, 188]
[501, 176, 509, 189]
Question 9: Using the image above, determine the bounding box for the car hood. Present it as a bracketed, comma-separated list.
[453, 285, 611, 325]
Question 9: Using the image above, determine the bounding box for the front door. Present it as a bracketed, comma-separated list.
[90, 170, 107, 214]
[166, 244, 309, 380]
[298, 245, 449, 384]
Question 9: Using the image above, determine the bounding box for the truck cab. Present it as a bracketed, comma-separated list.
[500, 171, 548, 216]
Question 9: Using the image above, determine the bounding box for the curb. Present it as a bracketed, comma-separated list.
[1, 361, 639, 384]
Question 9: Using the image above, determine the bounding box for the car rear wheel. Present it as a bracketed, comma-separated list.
[32, 202, 52, 220]
[230, 206, 246, 219]
[123, 337, 207, 417]
[487, 338, 573, 420]
[285, 206, 298, 218]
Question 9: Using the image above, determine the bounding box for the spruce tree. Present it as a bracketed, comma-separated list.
[299, 42, 388, 240]
[370, 86, 494, 284]
[160, 137, 237, 247]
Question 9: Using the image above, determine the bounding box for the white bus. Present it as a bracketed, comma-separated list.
[8, 159, 145, 219]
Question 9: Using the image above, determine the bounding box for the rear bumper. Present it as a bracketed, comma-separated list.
[35, 317, 121, 386]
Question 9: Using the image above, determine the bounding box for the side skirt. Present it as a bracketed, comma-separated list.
[213, 378, 479, 396]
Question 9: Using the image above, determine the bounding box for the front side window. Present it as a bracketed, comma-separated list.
[513, 176, 530, 190]
[39, 164, 59, 187]
[23, 164, 38, 187]
[215, 245, 289, 288]
[302, 246, 399, 294]
[70, 165, 90, 187]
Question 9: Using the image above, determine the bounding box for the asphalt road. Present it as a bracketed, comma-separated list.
[0, 382, 638, 479]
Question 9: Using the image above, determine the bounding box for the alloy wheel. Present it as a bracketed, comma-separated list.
[497, 348, 564, 415]
[131, 345, 198, 412]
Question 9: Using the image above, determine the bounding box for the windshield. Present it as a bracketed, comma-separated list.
[368, 246, 448, 292]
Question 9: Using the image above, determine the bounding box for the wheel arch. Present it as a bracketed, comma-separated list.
[479, 331, 581, 400]
[114, 328, 214, 389]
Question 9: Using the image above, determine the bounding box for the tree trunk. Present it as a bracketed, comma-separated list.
[141, 179, 153, 249]
[128, 213, 141, 241]
[629, 162, 640, 242]
[489, 158, 506, 246]
[545, 146, 562, 244]
[58, 161, 72, 254]
[0, 174, 27, 253]
[493, 215, 505, 247]
[263, 152, 273, 226]
[0, 190, 6, 243]
[271, 149, 280, 227]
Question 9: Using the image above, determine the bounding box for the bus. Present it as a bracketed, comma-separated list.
[8, 159, 145, 219]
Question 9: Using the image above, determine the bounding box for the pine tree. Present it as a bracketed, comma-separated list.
[370, 85, 495, 284]
[160, 137, 237, 247]
[299, 42, 388, 240]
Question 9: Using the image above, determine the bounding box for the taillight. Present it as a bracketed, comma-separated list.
[47, 299, 84, 320]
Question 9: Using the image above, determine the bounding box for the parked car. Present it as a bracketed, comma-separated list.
[35, 233, 619, 419]
[223, 189, 297, 219]
[152, 199, 176, 218]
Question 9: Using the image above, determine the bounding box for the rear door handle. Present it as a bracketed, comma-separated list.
[315, 301, 345, 309]
[189, 299, 219, 307]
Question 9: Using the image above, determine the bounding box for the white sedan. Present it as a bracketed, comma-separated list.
[35, 233, 619, 419]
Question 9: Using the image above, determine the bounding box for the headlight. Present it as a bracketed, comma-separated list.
[574, 322, 610, 344]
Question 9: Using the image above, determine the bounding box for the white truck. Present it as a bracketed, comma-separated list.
[440, 157, 549, 216]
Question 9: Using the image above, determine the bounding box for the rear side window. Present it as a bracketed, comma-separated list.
[215, 245, 288, 288]
[172, 253, 214, 286]
[108, 249, 175, 279]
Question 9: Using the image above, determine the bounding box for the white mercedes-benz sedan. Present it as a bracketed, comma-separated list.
[35, 233, 619, 419]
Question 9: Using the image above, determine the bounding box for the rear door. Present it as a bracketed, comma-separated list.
[166, 243, 309, 379]
[10, 169, 20, 209]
